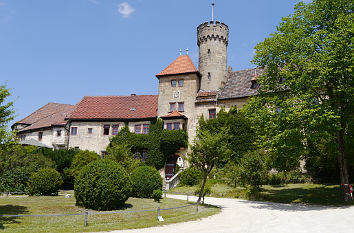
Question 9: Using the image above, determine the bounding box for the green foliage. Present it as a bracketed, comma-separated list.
[199, 107, 256, 165]
[152, 189, 163, 202]
[107, 119, 188, 170]
[66, 150, 100, 178]
[0, 167, 28, 192]
[248, 0, 354, 184]
[0, 145, 55, 192]
[74, 159, 132, 211]
[266, 171, 310, 185]
[194, 181, 212, 203]
[38, 148, 78, 188]
[179, 167, 202, 186]
[130, 166, 162, 198]
[189, 116, 229, 203]
[27, 168, 63, 196]
[0, 85, 15, 146]
[228, 150, 268, 190]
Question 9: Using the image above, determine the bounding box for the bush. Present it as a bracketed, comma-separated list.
[131, 166, 162, 198]
[74, 160, 131, 211]
[152, 189, 163, 202]
[266, 170, 310, 185]
[0, 148, 55, 192]
[179, 167, 202, 186]
[0, 167, 28, 192]
[230, 150, 268, 191]
[39, 148, 78, 188]
[27, 168, 63, 196]
[67, 150, 100, 178]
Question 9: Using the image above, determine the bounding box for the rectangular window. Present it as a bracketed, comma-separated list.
[103, 125, 110, 135]
[171, 80, 177, 87]
[101, 151, 107, 158]
[178, 102, 184, 112]
[20, 135, 26, 141]
[170, 103, 176, 112]
[135, 124, 141, 134]
[143, 124, 150, 134]
[167, 123, 172, 130]
[38, 132, 43, 141]
[174, 122, 180, 130]
[71, 127, 77, 135]
[142, 151, 147, 162]
[112, 125, 119, 135]
[135, 152, 141, 160]
[178, 79, 184, 87]
[88, 128, 93, 134]
[57, 130, 61, 137]
[209, 109, 216, 119]
[75, 146, 79, 151]
[208, 72, 211, 81]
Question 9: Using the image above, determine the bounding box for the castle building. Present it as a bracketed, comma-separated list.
[12, 18, 263, 182]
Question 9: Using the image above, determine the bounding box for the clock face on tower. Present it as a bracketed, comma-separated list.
[173, 90, 180, 99]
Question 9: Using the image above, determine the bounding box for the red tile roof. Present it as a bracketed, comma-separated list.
[156, 55, 199, 77]
[160, 111, 186, 119]
[15, 103, 76, 132]
[69, 95, 158, 120]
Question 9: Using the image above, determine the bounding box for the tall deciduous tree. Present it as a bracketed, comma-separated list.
[248, 0, 353, 192]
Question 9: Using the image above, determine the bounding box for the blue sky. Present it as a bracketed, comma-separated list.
[0, 0, 308, 125]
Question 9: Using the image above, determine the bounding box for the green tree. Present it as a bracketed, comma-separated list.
[249, 0, 353, 197]
[66, 150, 100, 178]
[0, 85, 15, 147]
[189, 117, 228, 204]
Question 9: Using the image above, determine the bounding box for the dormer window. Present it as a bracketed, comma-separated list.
[171, 80, 177, 87]
[251, 80, 259, 89]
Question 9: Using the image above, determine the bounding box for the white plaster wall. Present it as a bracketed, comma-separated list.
[23, 129, 53, 147]
[68, 121, 152, 154]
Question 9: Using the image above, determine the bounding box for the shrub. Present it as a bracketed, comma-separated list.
[27, 168, 63, 196]
[67, 150, 100, 178]
[131, 166, 162, 198]
[0, 167, 28, 192]
[74, 159, 131, 211]
[0, 149, 55, 193]
[179, 167, 202, 186]
[231, 150, 268, 191]
[152, 189, 163, 202]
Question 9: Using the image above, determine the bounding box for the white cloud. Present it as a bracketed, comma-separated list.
[0, 1, 7, 7]
[118, 2, 135, 18]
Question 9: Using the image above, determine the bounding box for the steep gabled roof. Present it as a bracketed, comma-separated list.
[156, 55, 199, 77]
[218, 68, 264, 100]
[14, 103, 76, 132]
[69, 95, 158, 120]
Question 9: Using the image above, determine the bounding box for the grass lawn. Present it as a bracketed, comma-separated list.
[170, 183, 354, 206]
[0, 191, 220, 233]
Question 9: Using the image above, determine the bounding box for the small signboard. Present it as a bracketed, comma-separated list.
[158, 216, 164, 222]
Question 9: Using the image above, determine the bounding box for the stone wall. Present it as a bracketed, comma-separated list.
[197, 21, 229, 91]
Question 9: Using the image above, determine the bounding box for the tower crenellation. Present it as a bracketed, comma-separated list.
[197, 21, 229, 91]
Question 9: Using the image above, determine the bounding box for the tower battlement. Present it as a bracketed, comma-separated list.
[197, 21, 229, 91]
[197, 21, 229, 46]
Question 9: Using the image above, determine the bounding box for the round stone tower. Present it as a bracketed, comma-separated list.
[197, 21, 229, 91]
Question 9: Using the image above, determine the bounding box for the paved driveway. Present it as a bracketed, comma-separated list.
[106, 194, 354, 233]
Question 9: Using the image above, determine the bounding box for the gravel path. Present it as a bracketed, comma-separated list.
[104, 194, 354, 233]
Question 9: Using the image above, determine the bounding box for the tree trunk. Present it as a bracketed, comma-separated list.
[337, 121, 350, 201]
[197, 175, 208, 204]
